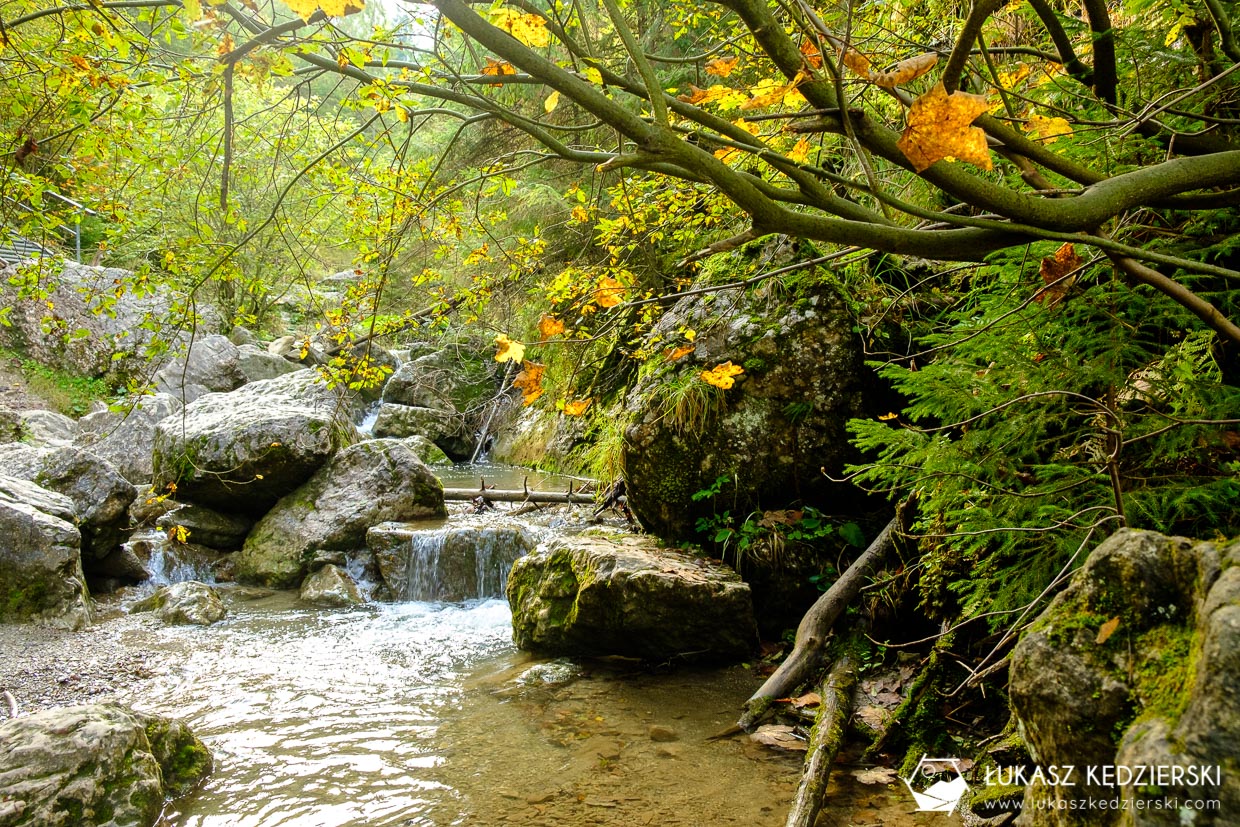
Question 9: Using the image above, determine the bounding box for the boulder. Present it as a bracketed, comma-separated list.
[0, 475, 92, 630]
[131, 581, 227, 626]
[74, 393, 181, 484]
[299, 563, 363, 607]
[368, 521, 539, 601]
[1010, 529, 1240, 825]
[125, 530, 229, 585]
[489, 401, 585, 469]
[151, 369, 361, 515]
[0, 443, 136, 561]
[379, 348, 498, 459]
[0, 406, 22, 443]
[400, 435, 451, 466]
[507, 533, 757, 661]
[0, 703, 211, 826]
[621, 283, 870, 541]
[228, 325, 258, 346]
[236, 344, 302, 384]
[153, 333, 246, 404]
[235, 438, 446, 588]
[156, 504, 252, 551]
[18, 410, 77, 447]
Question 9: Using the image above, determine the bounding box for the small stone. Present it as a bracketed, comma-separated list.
[648, 725, 678, 742]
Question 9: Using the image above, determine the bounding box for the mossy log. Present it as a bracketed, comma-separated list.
[786, 654, 857, 827]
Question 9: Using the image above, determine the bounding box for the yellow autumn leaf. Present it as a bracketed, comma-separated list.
[705, 56, 740, 78]
[878, 412, 898, 421]
[594, 275, 625, 308]
[666, 344, 696, 361]
[544, 90, 560, 113]
[897, 82, 992, 173]
[840, 49, 872, 78]
[494, 333, 526, 363]
[583, 66, 603, 85]
[490, 8, 550, 48]
[701, 361, 745, 389]
[281, 0, 363, 21]
[1096, 616, 1120, 645]
[1024, 114, 1073, 144]
[787, 136, 812, 163]
[562, 398, 592, 416]
[513, 360, 546, 405]
[482, 57, 517, 86]
[538, 314, 566, 338]
[570, 205, 590, 223]
[869, 52, 938, 88]
[184, 0, 203, 20]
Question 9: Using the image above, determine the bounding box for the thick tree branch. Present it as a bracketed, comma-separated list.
[1081, 0, 1117, 104]
[942, 0, 1004, 94]
[1110, 255, 1240, 346]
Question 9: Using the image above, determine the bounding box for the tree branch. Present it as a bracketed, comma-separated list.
[1110, 255, 1240, 346]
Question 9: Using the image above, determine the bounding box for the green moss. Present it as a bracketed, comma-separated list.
[3, 579, 48, 618]
[968, 783, 1025, 815]
[1127, 623, 1195, 724]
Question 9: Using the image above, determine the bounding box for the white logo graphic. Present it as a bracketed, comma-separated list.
[902, 755, 970, 813]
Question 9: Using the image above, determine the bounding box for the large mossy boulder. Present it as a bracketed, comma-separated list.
[620, 283, 870, 541]
[507, 533, 757, 661]
[1010, 529, 1239, 825]
[0, 703, 211, 826]
[151, 369, 360, 516]
[75, 393, 181, 484]
[235, 438, 447, 588]
[0, 476, 92, 630]
[378, 347, 498, 459]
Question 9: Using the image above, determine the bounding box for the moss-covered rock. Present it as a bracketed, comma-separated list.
[507, 533, 757, 662]
[378, 346, 499, 459]
[130, 581, 227, 626]
[1010, 528, 1239, 825]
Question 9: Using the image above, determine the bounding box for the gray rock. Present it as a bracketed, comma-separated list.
[18, 409, 77, 447]
[400, 435, 451, 466]
[131, 581, 227, 626]
[372, 402, 460, 442]
[236, 343, 302, 384]
[379, 348, 498, 459]
[228, 325, 258, 346]
[0, 443, 136, 560]
[621, 284, 869, 541]
[91, 544, 150, 582]
[151, 369, 361, 515]
[368, 521, 539, 601]
[153, 333, 246, 404]
[299, 563, 363, 607]
[0, 703, 211, 826]
[507, 534, 757, 661]
[125, 530, 228, 585]
[1010, 529, 1239, 825]
[489, 401, 584, 468]
[75, 393, 181, 484]
[156, 503, 252, 551]
[0, 405, 22, 443]
[0, 475, 92, 629]
[235, 439, 446, 588]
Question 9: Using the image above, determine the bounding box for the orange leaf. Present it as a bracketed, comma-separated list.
[594, 275, 625, 308]
[538, 314, 566, 338]
[869, 52, 938, 88]
[840, 49, 872, 78]
[665, 344, 695, 361]
[513, 360, 546, 405]
[897, 82, 992, 173]
[1096, 616, 1120, 645]
[800, 40, 823, 69]
[562, 398, 591, 416]
[482, 57, 517, 86]
[705, 56, 740, 78]
[1036, 242, 1083, 307]
[700, 361, 745, 389]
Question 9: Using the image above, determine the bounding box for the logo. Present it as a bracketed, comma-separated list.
[902, 755, 970, 813]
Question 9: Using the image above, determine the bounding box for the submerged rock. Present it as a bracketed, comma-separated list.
[0, 475, 92, 629]
[236, 439, 446, 588]
[368, 520, 539, 601]
[1010, 529, 1240, 824]
[151, 369, 360, 515]
[300, 563, 363, 607]
[131, 581, 227, 626]
[507, 534, 757, 661]
[0, 703, 211, 826]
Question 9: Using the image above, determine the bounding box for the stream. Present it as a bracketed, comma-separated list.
[100, 465, 918, 826]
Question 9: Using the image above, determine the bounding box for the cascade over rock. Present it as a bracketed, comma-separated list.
[155, 503, 253, 551]
[0, 475, 92, 629]
[236, 438, 446, 588]
[378, 347, 498, 459]
[151, 369, 361, 515]
[0, 703, 212, 826]
[1010, 529, 1240, 824]
[507, 533, 757, 661]
[620, 283, 870, 542]
[368, 520, 539, 601]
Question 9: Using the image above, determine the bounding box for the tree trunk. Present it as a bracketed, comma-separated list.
[785, 654, 857, 827]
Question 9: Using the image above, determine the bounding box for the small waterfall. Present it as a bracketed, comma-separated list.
[126, 529, 221, 586]
[357, 401, 382, 437]
[372, 523, 539, 602]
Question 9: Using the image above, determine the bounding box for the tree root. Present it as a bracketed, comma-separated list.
[785, 654, 857, 827]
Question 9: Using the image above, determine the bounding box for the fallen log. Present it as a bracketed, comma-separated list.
[786, 654, 857, 827]
[738, 498, 914, 730]
[442, 477, 595, 505]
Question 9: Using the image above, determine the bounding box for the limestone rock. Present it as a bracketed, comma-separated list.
[0, 443, 136, 561]
[151, 369, 361, 515]
[507, 533, 757, 661]
[400, 435, 451, 466]
[153, 333, 246, 404]
[489, 401, 584, 469]
[235, 439, 446, 588]
[0, 476, 92, 629]
[379, 348, 498, 459]
[156, 504, 252, 551]
[621, 284, 869, 541]
[236, 344, 302, 384]
[0, 406, 22, 443]
[0, 703, 211, 826]
[299, 563, 363, 607]
[368, 521, 539, 601]
[1010, 529, 1240, 825]
[18, 410, 77, 447]
[131, 581, 227, 626]
[75, 393, 181, 484]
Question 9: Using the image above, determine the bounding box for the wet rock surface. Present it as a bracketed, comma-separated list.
[130, 581, 228, 626]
